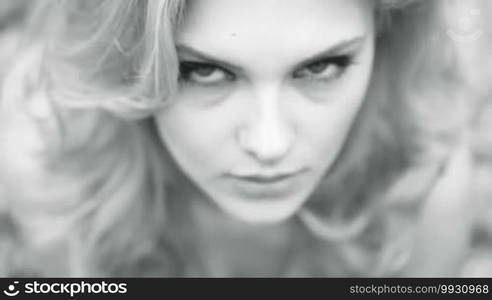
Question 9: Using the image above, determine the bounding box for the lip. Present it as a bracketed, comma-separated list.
[226, 168, 307, 198]
[234, 172, 299, 183]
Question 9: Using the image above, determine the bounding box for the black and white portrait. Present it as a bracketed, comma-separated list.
[0, 0, 490, 278]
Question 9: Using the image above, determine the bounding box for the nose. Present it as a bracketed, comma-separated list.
[236, 89, 295, 165]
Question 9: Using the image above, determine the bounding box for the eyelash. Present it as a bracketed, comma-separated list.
[292, 55, 354, 80]
[178, 55, 355, 86]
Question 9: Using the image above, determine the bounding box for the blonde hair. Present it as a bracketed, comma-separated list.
[0, 0, 465, 276]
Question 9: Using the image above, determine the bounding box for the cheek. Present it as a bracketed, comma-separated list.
[316, 71, 372, 158]
[156, 112, 205, 160]
[154, 104, 235, 174]
[314, 107, 359, 156]
[297, 55, 373, 160]
[297, 83, 368, 164]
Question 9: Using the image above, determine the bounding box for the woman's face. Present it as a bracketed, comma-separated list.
[155, 0, 376, 224]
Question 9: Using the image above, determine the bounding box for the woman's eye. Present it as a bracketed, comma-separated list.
[293, 55, 353, 81]
[179, 62, 234, 85]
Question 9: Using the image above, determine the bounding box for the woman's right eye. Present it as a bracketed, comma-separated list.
[179, 62, 235, 85]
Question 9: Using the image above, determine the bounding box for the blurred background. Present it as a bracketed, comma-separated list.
[450, 0, 492, 278]
[0, 0, 491, 277]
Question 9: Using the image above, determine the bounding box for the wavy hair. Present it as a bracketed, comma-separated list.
[0, 0, 465, 276]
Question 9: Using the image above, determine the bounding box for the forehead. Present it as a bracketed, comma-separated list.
[176, 0, 375, 60]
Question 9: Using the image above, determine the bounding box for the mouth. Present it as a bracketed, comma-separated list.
[226, 169, 307, 198]
[234, 172, 299, 183]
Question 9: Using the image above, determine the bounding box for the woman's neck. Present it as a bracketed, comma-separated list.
[169, 184, 305, 277]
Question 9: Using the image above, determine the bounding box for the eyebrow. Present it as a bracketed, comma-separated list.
[175, 36, 366, 72]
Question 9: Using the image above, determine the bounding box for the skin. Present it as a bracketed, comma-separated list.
[155, 0, 376, 225]
[0, 0, 473, 277]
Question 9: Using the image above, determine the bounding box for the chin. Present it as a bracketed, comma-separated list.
[213, 193, 310, 225]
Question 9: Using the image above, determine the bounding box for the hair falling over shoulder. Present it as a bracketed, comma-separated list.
[0, 0, 467, 276]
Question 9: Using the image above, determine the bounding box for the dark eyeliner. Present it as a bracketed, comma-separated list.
[323, 55, 354, 68]
[293, 54, 355, 78]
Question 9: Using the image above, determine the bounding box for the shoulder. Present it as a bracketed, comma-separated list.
[405, 135, 474, 276]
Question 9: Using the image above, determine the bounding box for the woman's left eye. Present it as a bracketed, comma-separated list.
[293, 55, 353, 81]
[179, 62, 234, 85]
